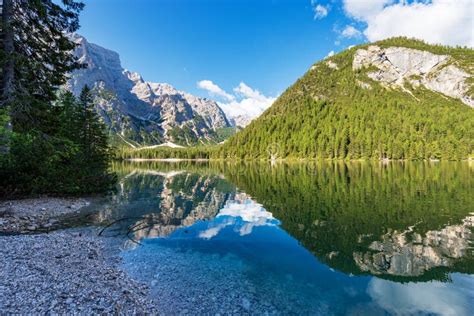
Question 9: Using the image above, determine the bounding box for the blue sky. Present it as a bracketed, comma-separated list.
[78, 0, 473, 116]
[78, 0, 363, 99]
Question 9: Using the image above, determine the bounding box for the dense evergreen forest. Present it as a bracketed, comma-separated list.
[118, 38, 473, 161]
[216, 38, 474, 160]
[0, 0, 115, 197]
[116, 146, 213, 160]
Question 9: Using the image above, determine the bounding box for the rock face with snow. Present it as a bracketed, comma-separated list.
[353, 45, 474, 108]
[228, 115, 253, 129]
[67, 34, 231, 146]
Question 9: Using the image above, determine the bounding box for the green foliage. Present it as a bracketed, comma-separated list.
[213, 127, 238, 143]
[0, 88, 116, 197]
[1, 0, 85, 114]
[68, 87, 116, 191]
[116, 145, 214, 160]
[168, 125, 199, 146]
[0, 1, 117, 197]
[215, 38, 474, 160]
[0, 109, 12, 153]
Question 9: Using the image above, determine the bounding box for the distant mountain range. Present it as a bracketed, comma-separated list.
[67, 34, 235, 147]
[68, 35, 473, 158]
[218, 38, 474, 160]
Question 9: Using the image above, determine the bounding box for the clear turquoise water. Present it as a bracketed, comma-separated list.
[98, 161, 474, 315]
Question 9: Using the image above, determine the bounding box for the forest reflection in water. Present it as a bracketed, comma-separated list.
[87, 160, 474, 314]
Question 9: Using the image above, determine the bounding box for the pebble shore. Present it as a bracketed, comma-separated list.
[0, 198, 158, 314]
[0, 197, 90, 234]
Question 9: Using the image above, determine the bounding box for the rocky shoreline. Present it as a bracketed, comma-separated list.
[0, 197, 91, 234]
[0, 198, 158, 314]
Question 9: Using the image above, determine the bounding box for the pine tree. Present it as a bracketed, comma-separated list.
[76, 86, 116, 191]
[0, 0, 14, 153]
[0, 0, 84, 145]
[0, 0, 119, 196]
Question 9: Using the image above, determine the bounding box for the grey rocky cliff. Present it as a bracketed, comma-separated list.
[67, 34, 231, 146]
[228, 115, 253, 129]
[353, 45, 474, 108]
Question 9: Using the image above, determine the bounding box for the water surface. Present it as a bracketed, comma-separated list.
[96, 161, 474, 315]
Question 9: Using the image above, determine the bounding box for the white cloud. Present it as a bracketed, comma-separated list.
[325, 50, 335, 59]
[197, 80, 234, 101]
[368, 275, 474, 316]
[219, 95, 277, 122]
[233, 82, 268, 102]
[343, 0, 394, 21]
[341, 25, 362, 38]
[314, 4, 329, 19]
[343, 0, 474, 47]
[197, 80, 277, 124]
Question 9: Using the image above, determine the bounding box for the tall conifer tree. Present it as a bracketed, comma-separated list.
[0, 0, 84, 132]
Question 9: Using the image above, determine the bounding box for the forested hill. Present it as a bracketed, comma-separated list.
[216, 38, 474, 160]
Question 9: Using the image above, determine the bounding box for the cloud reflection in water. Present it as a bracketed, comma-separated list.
[199, 194, 279, 239]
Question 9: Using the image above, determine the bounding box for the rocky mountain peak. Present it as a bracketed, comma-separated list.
[352, 45, 473, 108]
[67, 34, 232, 146]
[124, 70, 145, 84]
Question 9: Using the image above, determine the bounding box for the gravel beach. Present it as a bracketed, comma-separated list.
[0, 198, 158, 314]
[0, 197, 90, 234]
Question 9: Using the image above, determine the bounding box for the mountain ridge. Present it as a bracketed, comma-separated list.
[216, 37, 474, 160]
[67, 34, 234, 147]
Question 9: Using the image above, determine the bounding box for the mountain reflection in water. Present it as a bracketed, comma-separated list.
[355, 214, 474, 277]
[90, 161, 473, 314]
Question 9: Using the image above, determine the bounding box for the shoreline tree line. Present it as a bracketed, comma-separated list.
[0, 0, 115, 197]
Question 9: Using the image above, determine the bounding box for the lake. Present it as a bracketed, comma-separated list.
[92, 161, 474, 315]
